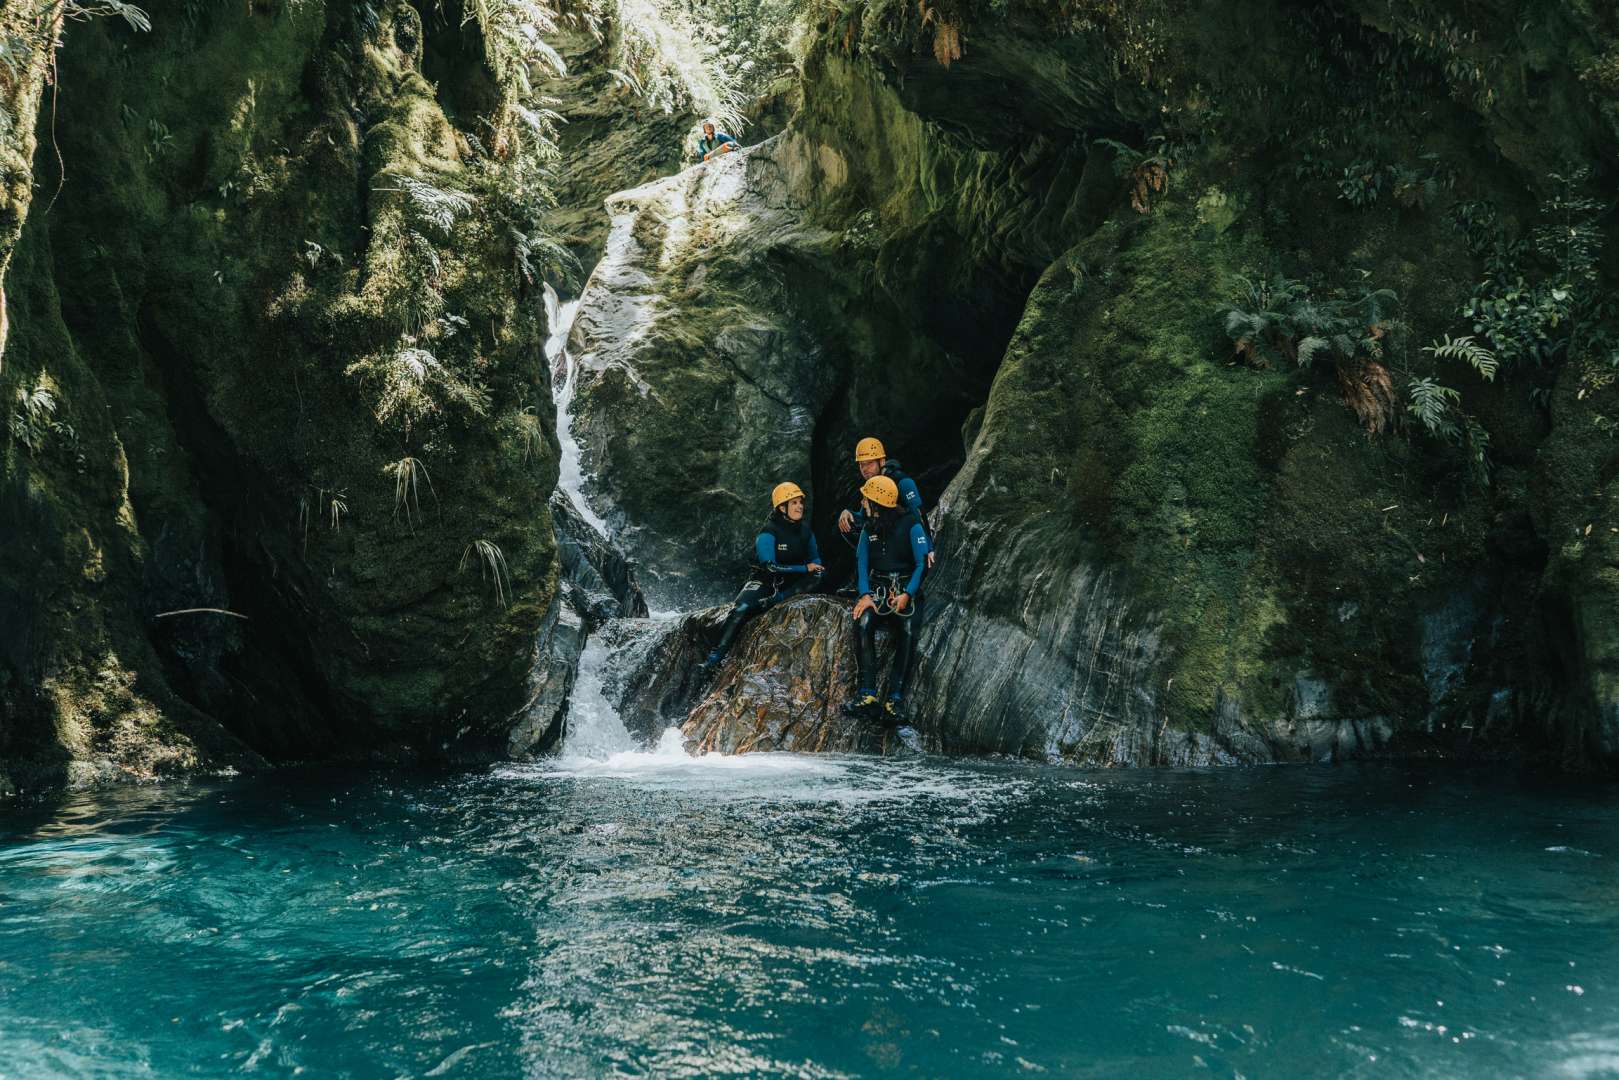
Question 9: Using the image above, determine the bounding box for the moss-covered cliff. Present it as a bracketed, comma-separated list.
[7, 0, 1619, 789]
[560, 0, 1619, 769]
[1, 0, 565, 794]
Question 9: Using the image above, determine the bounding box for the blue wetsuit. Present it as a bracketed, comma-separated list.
[852, 508, 928, 707]
[705, 512, 824, 666]
[846, 462, 933, 556]
[757, 529, 821, 575]
[697, 132, 739, 161]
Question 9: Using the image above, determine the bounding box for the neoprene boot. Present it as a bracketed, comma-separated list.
[842, 690, 879, 720]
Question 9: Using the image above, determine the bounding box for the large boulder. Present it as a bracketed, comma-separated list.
[682, 596, 900, 754]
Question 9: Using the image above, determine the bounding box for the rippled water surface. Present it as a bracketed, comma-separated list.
[3, 753, 1616, 1078]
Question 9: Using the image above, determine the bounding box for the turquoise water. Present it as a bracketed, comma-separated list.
[2, 753, 1616, 1078]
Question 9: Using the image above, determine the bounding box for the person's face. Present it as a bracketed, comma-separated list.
[858, 458, 881, 480]
[703, 124, 715, 138]
[783, 496, 805, 522]
[860, 496, 872, 517]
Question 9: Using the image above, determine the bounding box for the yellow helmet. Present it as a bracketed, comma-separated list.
[771, 481, 805, 509]
[854, 437, 886, 463]
[860, 475, 899, 508]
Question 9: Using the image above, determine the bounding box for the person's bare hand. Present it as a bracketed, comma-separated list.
[838, 510, 854, 533]
[926, 551, 937, 570]
[893, 592, 910, 612]
[852, 595, 876, 620]
[806, 563, 825, 573]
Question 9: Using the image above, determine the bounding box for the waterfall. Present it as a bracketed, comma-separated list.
[544, 284, 611, 540]
[545, 280, 691, 764]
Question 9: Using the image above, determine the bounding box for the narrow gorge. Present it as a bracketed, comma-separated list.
[5, 0, 1619, 797]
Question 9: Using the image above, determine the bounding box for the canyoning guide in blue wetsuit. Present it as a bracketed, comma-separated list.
[699, 482, 825, 674]
[837, 436, 935, 569]
[696, 121, 740, 162]
[843, 474, 930, 723]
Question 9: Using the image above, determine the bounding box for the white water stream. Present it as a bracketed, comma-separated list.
[546, 281, 824, 776]
[544, 284, 611, 540]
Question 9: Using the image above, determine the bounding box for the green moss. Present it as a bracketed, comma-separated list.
[1, 0, 565, 782]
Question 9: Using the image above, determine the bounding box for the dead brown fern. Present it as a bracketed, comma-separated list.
[1129, 160, 1167, 214]
[919, 3, 962, 67]
[1335, 357, 1396, 434]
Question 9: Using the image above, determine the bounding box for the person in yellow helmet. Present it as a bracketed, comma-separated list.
[699, 481, 826, 673]
[837, 436, 935, 569]
[841, 473, 930, 723]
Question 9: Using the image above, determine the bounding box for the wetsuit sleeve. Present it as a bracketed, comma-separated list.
[899, 477, 933, 552]
[856, 530, 871, 595]
[904, 523, 927, 596]
[759, 530, 809, 574]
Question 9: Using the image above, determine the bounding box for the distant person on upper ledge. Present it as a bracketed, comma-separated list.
[837, 437, 935, 570]
[696, 121, 740, 163]
[843, 474, 929, 724]
[699, 482, 825, 675]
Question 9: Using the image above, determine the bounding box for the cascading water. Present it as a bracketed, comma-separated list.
[544, 284, 611, 540]
[545, 279, 800, 772]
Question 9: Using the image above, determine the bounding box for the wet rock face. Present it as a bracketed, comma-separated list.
[681, 596, 900, 755]
[565, 141, 844, 608]
[610, 607, 728, 742]
[1, 3, 565, 791]
[589, 596, 903, 754]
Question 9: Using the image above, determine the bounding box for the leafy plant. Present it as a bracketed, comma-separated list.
[460, 538, 512, 606]
[1407, 377, 1490, 486]
[297, 487, 351, 549]
[516, 406, 546, 464]
[378, 174, 476, 236]
[10, 381, 72, 454]
[1446, 170, 1609, 373]
[348, 346, 489, 438]
[1223, 273, 1400, 432]
[144, 118, 173, 163]
[1338, 160, 1390, 208]
[1094, 136, 1175, 214]
[387, 456, 435, 529]
[461, 0, 567, 162]
[1422, 334, 1497, 381]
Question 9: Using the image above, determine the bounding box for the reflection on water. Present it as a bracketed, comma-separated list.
[2, 761, 1617, 1078]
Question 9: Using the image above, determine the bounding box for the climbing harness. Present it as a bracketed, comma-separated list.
[870, 575, 915, 618]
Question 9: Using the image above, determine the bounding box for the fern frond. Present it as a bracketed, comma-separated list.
[1296, 335, 1329, 369]
[1407, 377, 1461, 438]
[1423, 334, 1499, 382]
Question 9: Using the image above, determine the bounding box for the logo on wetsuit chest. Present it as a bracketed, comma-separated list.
[777, 543, 790, 551]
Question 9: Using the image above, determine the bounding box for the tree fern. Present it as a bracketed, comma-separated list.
[378, 174, 476, 235]
[1296, 336, 1330, 369]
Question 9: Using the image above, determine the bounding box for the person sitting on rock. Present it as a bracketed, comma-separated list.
[696, 121, 740, 163]
[700, 482, 825, 674]
[843, 474, 930, 722]
[837, 436, 934, 568]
